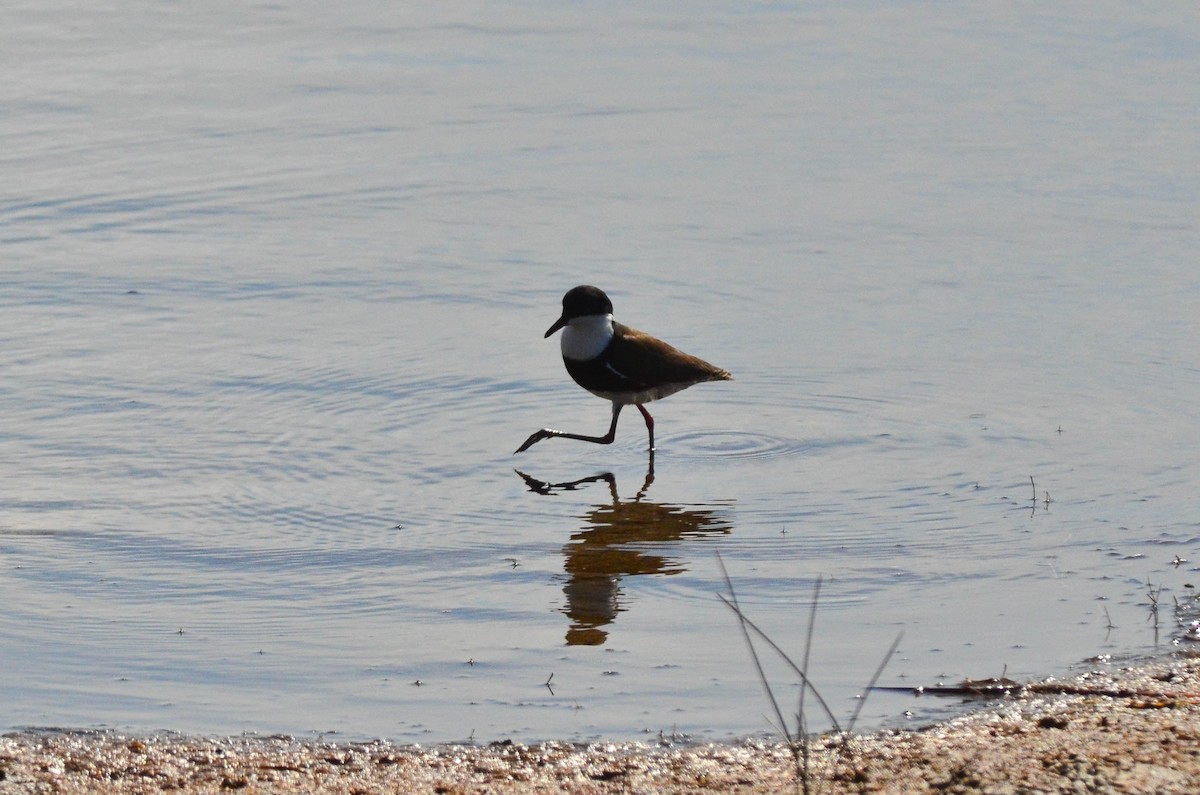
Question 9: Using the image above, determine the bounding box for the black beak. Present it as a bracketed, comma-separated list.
[544, 315, 568, 338]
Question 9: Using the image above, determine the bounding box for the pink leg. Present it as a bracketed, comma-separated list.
[636, 404, 655, 451]
[515, 403, 624, 454]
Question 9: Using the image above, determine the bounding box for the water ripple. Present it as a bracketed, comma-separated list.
[665, 429, 812, 461]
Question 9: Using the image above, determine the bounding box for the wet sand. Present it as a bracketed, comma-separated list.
[3, 654, 1198, 794]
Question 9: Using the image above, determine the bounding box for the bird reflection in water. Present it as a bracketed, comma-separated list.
[515, 462, 733, 646]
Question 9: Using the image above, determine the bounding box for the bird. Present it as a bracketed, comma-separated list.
[515, 285, 732, 454]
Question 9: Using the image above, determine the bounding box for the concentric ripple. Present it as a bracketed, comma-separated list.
[664, 429, 813, 460]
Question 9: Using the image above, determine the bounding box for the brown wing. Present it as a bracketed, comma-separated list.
[605, 322, 732, 388]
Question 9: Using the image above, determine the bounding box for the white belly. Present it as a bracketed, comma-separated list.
[591, 381, 691, 405]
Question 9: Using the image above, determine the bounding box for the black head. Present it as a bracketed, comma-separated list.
[544, 285, 613, 337]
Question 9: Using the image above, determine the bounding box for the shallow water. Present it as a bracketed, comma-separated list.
[2, 2, 1199, 742]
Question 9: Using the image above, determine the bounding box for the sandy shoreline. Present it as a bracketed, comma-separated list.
[3, 654, 1199, 794]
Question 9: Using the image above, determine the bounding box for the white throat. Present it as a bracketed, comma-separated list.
[560, 313, 614, 361]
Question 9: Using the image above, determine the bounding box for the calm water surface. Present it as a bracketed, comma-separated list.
[2, 2, 1199, 742]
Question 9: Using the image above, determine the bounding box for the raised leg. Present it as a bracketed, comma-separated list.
[515, 403, 623, 454]
[636, 403, 655, 451]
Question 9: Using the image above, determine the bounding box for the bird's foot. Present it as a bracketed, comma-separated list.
[514, 428, 558, 454]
